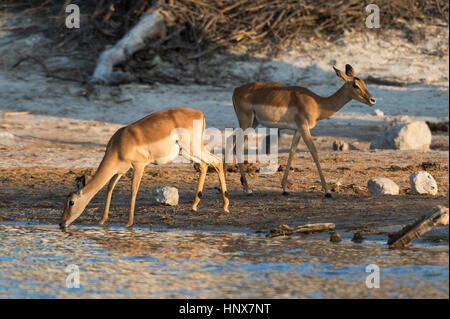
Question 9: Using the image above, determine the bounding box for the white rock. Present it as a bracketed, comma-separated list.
[410, 171, 438, 195]
[154, 186, 179, 206]
[367, 178, 399, 195]
[370, 121, 432, 150]
[259, 164, 279, 174]
[115, 94, 135, 103]
[373, 109, 384, 117]
[332, 140, 349, 151]
[0, 131, 15, 139]
[0, 131, 15, 145]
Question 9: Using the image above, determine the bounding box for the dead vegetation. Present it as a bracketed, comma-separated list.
[3, 0, 448, 85]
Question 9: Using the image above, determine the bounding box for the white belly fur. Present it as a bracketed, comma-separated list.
[255, 114, 297, 130]
[152, 143, 180, 165]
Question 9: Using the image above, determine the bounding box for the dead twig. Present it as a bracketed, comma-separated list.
[267, 223, 335, 238]
[388, 206, 449, 249]
[12, 56, 85, 83]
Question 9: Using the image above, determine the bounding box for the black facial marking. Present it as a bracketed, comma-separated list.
[197, 191, 202, 199]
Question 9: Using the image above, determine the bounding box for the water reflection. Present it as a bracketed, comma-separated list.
[0, 222, 448, 298]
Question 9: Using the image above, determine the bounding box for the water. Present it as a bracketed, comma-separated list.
[0, 221, 448, 298]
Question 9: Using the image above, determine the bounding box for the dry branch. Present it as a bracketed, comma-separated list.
[12, 56, 85, 83]
[267, 223, 335, 238]
[388, 206, 449, 249]
[90, 9, 166, 84]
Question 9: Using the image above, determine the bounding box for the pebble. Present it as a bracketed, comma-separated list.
[367, 177, 399, 195]
[410, 171, 438, 195]
[154, 186, 179, 206]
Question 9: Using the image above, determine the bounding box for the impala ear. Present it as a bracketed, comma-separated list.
[345, 64, 356, 77]
[75, 175, 89, 195]
[333, 66, 351, 82]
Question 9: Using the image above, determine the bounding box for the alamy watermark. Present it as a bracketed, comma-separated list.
[365, 4, 380, 28]
[65, 264, 80, 288]
[65, 4, 80, 29]
[365, 264, 380, 289]
[169, 120, 279, 173]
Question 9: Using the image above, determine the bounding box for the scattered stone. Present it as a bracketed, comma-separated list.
[0, 131, 15, 139]
[410, 171, 438, 195]
[369, 121, 432, 150]
[0, 131, 15, 145]
[419, 161, 441, 170]
[115, 94, 135, 103]
[259, 164, 279, 174]
[332, 140, 349, 151]
[367, 177, 399, 195]
[373, 109, 384, 117]
[352, 231, 364, 243]
[153, 186, 179, 206]
[330, 231, 342, 243]
[320, 179, 342, 192]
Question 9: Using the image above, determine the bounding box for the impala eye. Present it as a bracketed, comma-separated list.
[69, 200, 75, 206]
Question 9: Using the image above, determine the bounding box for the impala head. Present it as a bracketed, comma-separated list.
[60, 175, 89, 228]
[333, 64, 376, 106]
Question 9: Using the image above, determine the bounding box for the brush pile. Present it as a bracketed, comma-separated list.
[5, 0, 448, 84]
[19, 0, 446, 52]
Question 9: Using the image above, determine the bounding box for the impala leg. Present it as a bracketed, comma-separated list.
[237, 146, 252, 195]
[126, 164, 145, 228]
[233, 113, 257, 195]
[226, 131, 253, 194]
[192, 161, 208, 212]
[223, 133, 236, 173]
[281, 131, 301, 195]
[179, 149, 207, 211]
[181, 149, 230, 213]
[298, 125, 332, 197]
[208, 154, 230, 213]
[100, 173, 122, 225]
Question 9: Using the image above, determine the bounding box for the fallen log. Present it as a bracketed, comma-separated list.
[90, 9, 166, 85]
[388, 206, 449, 249]
[267, 223, 335, 238]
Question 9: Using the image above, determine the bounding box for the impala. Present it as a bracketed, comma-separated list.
[230, 64, 375, 197]
[60, 107, 229, 228]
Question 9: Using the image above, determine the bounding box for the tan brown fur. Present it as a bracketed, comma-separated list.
[60, 107, 229, 228]
[229, 64, 375, 196]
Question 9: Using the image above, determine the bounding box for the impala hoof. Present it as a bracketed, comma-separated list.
[325, 193, 333, 198]
[282, 191, 290, 196]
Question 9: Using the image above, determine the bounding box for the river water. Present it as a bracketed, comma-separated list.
[0, 221, 448, 298]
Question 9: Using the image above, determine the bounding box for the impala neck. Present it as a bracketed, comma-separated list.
[80, 158, 116, 206]
[318, 84, 352, 120]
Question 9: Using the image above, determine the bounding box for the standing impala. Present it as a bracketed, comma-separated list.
[231, 64, 376, 197]
[60, 107, 229, 228]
